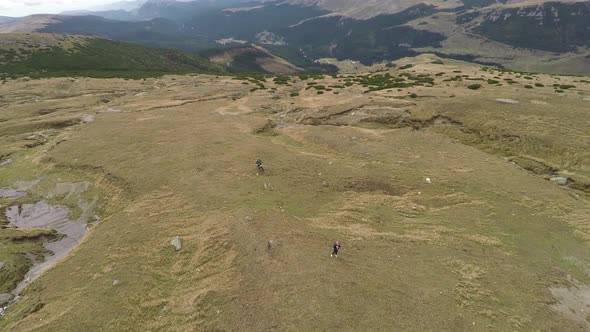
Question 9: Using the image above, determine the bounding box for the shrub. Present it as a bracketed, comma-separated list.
[559, 84, 576, 90]
[467, 84, 482, 90]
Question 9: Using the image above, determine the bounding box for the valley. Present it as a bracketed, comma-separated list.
[1, 0, 590, 75]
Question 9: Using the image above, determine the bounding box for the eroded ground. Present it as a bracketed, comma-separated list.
[1, 56, 590, 330]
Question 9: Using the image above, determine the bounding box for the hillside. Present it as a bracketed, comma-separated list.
[0, 33, 222, 78]
[1, 0, 588, 75]
[0, 17, 18, 24]
[0, 55, 590, 330]
[205, 44, 303, 74]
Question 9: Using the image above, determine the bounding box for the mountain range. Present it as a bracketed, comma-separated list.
[0, 0, 589, 74]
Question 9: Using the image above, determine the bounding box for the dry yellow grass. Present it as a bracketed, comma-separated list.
[0, 59, 590, 330]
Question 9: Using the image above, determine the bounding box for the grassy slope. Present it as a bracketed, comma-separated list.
[0, 59, 589, 330]
[0, 33, 222, 79]
[407, 12, 590, 75]
[203, 44, 304, 74]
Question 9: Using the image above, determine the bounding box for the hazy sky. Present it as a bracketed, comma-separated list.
[0, 0, 134, 17]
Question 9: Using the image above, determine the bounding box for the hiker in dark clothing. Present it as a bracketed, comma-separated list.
[331, 241, 341, 257]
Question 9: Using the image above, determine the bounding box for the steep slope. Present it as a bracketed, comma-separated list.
[2, 0, 589, 74]
[253, 0, 461, 18]
[406, 4, 590, 74]
[473, 2, 590, 52]
[204, 44, 303, 74]
[0, 33, 222, 78]
[252, 0, 590, 17]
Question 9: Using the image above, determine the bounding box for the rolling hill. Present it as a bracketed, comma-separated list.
[0, 54, 589, 330]
[0, 33, 223, 78]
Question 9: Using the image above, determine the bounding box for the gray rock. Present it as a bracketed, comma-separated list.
[112, 280, 120, 286]
[243, 216, 254, 222]
[170, 236, 183, 251]
[81, 115, 96, 123]
[0, 159, 12, 167]
[322, 180, 329, 188]
[267, 240, 278, 250]
[0, 189, 26, 199]
[550, 177, 568, 186]
[495, 98, 519, 104]
[0, 261, 4, 271]
[0, 294, 12, 306]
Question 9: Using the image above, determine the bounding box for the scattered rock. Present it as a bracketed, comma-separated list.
[495, 98, 519, 104]
[0, 159, 12, 167]
[112, 280, 120, 286]
[351, 136, 358, 141]
[267, 240, 278, 250]
[550, 177, 568, 186]
[81, 115, 96, 123]
[243, 216, 254, 222]
[531, 100, 548, 105]
[0, 294, 12, 306]
[550, 282, 590, 327]
[322, 180, 329, 188]
[263, 183, 274, 191]
[170, 236, 183, 251]
[0, 189, 27, 199]
[425, 178, 432, 184]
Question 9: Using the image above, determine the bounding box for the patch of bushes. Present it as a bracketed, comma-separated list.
[559, 84, 576, 90]
[467, 84, 482, 90]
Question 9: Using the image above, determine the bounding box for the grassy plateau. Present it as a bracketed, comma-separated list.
[0, 54, 589, 331]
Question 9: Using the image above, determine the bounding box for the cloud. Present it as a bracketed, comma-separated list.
[0, 0, 124, 16]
